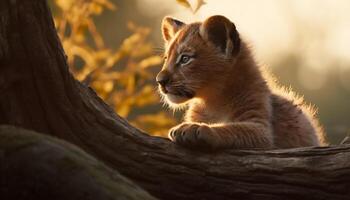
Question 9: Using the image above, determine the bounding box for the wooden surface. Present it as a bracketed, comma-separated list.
[0, 126, 157, 200]
[0, 0, 350, 199]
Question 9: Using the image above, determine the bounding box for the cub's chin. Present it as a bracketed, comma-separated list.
[165, 94, 190, 104]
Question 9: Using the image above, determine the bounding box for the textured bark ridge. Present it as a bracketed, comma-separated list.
[0, 0, 350, 200]
[0, 126, 157, 200]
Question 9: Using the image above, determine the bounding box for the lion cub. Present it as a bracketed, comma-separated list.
[156, 15, 326, 150]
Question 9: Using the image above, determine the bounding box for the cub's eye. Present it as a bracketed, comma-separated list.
[179, 55, 191, 65]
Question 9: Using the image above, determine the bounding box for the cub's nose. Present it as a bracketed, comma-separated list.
[156, 71, 170, 87]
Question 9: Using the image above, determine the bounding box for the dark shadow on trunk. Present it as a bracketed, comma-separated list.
[0, 1, 349, 200]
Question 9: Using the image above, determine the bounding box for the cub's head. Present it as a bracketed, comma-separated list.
[156, 15, 241, 107]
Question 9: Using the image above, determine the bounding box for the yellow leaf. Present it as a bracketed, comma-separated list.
[94, 49, 111, 60]
[103, 81, 114, 93]
[130, 43, 153, 58]
[90, 3, 103, 15]
[116, 97, 134, 117]
[192, 0, 206, 13]
[176, 0, 206, 13]
[95, 0, 116, 10]
[116, 104, 130, 118]
[139, 56, 162, 69]
[176, 0, 191, 9]
[98, 72, 121, 81]
[126, 76, 135, 94]
[55, 0, 74, 11]
[134, 85, 158, 107]
[74, 24, 88, 43]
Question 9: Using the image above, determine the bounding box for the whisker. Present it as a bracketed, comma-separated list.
[153, 47, 165, 55]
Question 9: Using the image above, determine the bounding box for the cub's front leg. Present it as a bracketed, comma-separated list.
[168, 122, 220, 149]
[168, 122, 273, 150]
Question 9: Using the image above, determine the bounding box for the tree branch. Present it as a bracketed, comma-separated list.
[0, 125, 157, 200]
[0, 0, 349, 199]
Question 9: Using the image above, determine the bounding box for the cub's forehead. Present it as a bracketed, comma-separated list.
[165, 23, 201, 55]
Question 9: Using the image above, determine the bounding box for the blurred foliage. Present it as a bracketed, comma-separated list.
[53, 0, 177, 136]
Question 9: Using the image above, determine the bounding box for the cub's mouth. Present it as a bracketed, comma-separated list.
[159, 85, 195, 104]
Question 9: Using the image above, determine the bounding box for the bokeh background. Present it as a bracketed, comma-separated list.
[49, 0, 350, 144]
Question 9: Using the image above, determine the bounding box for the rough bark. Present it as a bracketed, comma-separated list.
[0, 125, 157, 200]
[0, 0, 350, 200]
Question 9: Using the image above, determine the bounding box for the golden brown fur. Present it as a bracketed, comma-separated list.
[157, 15, 326, 150]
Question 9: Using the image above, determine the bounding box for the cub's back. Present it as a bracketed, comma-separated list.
[271, 94, 325, 148]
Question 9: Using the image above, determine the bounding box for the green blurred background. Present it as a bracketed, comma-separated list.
[49, 0, 350, 144]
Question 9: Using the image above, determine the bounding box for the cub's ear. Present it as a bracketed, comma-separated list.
[200, 15, 241, 57]
[161, 16, 185, 43]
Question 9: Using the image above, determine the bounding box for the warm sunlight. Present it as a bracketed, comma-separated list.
[138, 0, 350, 71]
[135, 0, 350, 143]
[2, 1, 350, 199]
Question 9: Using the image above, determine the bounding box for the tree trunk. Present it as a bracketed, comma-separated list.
[0, 0, 349, 200]
[0, 125, 157, 200]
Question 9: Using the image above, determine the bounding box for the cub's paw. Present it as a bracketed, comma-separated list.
[168, 123, 216, 149]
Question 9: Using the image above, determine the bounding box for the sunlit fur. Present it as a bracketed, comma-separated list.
[157, 15, 326, 150]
